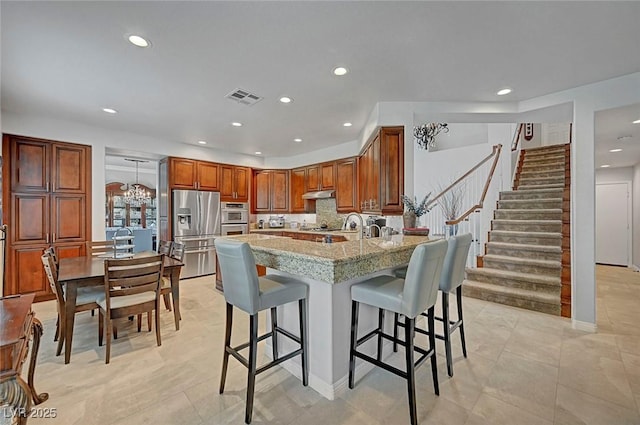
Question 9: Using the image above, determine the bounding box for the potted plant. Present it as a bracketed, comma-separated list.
[437, 182, 466, 236]
[401, 193, 431, 229]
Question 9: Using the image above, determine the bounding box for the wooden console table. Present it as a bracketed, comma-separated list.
[0, 294, 48, 424]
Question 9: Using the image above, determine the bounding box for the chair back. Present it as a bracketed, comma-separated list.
[170, 242, 185, 262]
[215, 239, 260, 314]
[88, 240, 114, 257]
[439, 233, 473, 293]
[41, 251, 64, 305]
[47, 246, 59, 268]
[103, 255, 164, 309]
[401, 239, 448, 318]
[158, 240, 173, 256]
[43, 247, 59, 278]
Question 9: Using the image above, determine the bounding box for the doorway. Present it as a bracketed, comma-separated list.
[595, 182, 632, 266]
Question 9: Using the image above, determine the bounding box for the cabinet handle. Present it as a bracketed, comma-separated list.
[46, 234, 49, 244]
[46, 181, 50, 192]
[52, 233, 56, 243]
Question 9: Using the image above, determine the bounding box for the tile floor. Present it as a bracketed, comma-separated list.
[17, 265, 640, 424]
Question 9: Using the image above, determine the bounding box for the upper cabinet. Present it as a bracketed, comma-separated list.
[252, 170, 289, 213]
[169, 158, 219, 191]
[359, 126, 404, 215]
[290, 168, 306, 213]
[335, 157, 359, 213]
[220, 165, 250, 202]
[320, 162, 336, 190]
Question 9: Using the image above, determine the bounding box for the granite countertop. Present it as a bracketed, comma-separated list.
[218, 233, 439, 284]
[249, 227, 361, 240]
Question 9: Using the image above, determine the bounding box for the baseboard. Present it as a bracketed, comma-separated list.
[572, 319, 597, 333]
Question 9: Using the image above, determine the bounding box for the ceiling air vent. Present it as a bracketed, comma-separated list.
[225, 88, 263, 106]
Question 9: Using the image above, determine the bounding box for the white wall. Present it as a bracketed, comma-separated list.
[595, 167, 634, 184]
[105, 165, 157, 189]
[634, 164, 640, 269]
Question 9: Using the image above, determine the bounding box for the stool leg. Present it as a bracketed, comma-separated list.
[299, 299, 308, 386]
[376, 308, 385, 361]
[219, 303, 233, 394]
[245, 313, 258, 424]
[457, 286, 467, 358]
[442, 292, 454, 377]
[270, 307, 279, 361]
[404, 316, 417, 425]
[393, 313, 399, 352]
[427, 306, 439, 395]
[348, 301, 359, 389]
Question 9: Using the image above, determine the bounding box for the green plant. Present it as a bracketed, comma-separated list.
[401, 192, 431, 217]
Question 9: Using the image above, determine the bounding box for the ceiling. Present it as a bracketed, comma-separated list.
[2, 1, 640, 165]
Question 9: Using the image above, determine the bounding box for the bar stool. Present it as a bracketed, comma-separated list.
[393, 233, 472, 377]
[215, 239, 309, 424]
[348, 239, 448, 425]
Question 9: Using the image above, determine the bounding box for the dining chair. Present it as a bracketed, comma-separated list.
[157, 240, 172, 256]
[348, 240, 448, 425]
[392, 233, 473, 377]
[98, 255, 164, 364]
[88, 240, 114, 257]
[41, 250, 102, 356]
[216, 239, 308, 424]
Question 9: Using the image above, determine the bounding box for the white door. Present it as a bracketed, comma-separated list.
[595, 182, 631, 266]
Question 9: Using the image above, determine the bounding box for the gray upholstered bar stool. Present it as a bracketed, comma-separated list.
[215, 239, 309, 424]
[393, 233, 472, 377]
[348, 239, 448, 425]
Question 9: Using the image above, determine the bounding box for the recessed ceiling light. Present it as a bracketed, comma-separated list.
[497, 88, 512, 96]
[255, 151, 262, 155]
[128, 35, 150, 48]
[609, 148, 622, 153]
[333, 67, 348, 76]
[102, 108, 117, 114]
[633, 119, 640, 124]
[601, 164, 610, 168]
[294, 138, 302, 143]
[279, 97, 292, 104]
[343, 122, 352, 127]
[198, 140, 207, 145]
[231, 122, 243, 127]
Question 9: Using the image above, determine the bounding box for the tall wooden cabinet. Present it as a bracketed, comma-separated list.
[2, 134, 91, 301]
[290, 168, 307, 213]
[358, 126, 404, 215]
[336, 157, 359, 213]
[220, 165, 250, 202]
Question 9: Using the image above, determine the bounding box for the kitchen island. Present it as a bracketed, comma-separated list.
[217, 233, 438, 399]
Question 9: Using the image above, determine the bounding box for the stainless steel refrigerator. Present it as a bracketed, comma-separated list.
[172, 190, 221, 278]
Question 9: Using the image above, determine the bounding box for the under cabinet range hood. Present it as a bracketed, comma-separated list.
[302, 190, 335, 200]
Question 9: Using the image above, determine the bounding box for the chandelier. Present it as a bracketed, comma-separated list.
[414, 122, 449, 150]
[123, 159, 151, 207]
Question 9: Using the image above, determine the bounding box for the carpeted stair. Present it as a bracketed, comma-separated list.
[463, 144, 570, 316]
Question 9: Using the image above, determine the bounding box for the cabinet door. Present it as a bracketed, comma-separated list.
[11, 194, 49, 245]
[53, 242, 86, 259]
[51, 195, 86, 243]
[10, 137, 49, 192]
[380, 127, 404, 214]
[271, 170, 289, 212]
[170, 158, 197, 189]
[306, 165, 320, 192]
[234, 166, 250, 202]
[220, 165, 235, 200]
[290, 168, 306, 213]
[321, 162, 335, 190]
[358, 145, 370, 210]
[253, 171, 271, 212]
[336, 158, 358, 213]
[8, 245, 50, 299]
[51, 143, 87, 193]
[197, 161, 219, 191]
[370, 134, 381, 210]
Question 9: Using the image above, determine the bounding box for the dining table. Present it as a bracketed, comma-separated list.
[57, 253, 184, 364]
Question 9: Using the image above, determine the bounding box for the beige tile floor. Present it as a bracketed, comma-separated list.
[17, 265, 640, 425]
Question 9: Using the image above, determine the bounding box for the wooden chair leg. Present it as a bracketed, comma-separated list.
[155, 300, 162, 347]
[105, 317, 112, 364]
[98, 310, 104, 347]
[163, 293, 172, 311]
[113, 325, 118, 340]
[442, 292, 454, 377]
[219, 303, 233, 394]
[245, 313, 258, 424]
[299, 299, 308, 386]
[54, 316, 60, 342]
[137, 314, 142, 332]
[404, 316, 417, 425]
[427, 306, 439, 395]
[55, 311, 65, 356]
[147, 311, 152, 332]
[348, 301, 359, 389]
[377, 308, 385, 361]
[457, 286, 467, 358]
[270, 307, 278, 361]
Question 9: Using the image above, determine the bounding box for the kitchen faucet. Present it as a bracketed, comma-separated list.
[343, 212, 364, 240]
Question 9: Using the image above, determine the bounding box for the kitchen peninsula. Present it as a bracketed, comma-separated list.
[217, 233, 438, 400]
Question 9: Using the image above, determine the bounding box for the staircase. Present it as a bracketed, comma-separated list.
[463, 144, 571, 316]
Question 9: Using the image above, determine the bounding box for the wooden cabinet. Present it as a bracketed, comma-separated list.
[335, 157, 359, 213]
[169, 158, 219, 191]
[221, 165, 250, 202]
[358, 126, 404, 215]
[306, 165, 320, 192]
[3, 134, 91, 300]
[290, 168, 306, 213]
[321, 162, 336, 190]
[252, 170, 289, 213]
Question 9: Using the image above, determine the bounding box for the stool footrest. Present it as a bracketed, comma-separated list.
[353, 329, 433, 372]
